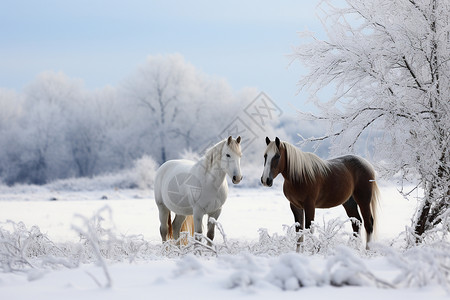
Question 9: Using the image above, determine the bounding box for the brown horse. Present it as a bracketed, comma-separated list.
[261, 137, 379, 251]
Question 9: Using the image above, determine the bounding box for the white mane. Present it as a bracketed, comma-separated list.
[204, 140, 225, 172]
[204, 138, 241, 172]
[283, 142, 330, 183]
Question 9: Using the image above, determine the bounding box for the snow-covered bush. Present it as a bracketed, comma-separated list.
[133, 155, 158, 190]
[378, 243, 450, 290]
[46, 172, 138, 191]
[248, 218, 361, 256]
[266, 253, 319, 290]
[179, 148, 201, 162]
[1, 209, 449, 291]
[32, 155, 158, 192]
[0, 220, 77, 276]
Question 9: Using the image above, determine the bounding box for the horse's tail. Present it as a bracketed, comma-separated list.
[166, 214, 194, 241]
[370, 181, 380, 237]
[181, 215, 195, 236]
[167, 213, 173, 240]
[178, 215, 194, 245]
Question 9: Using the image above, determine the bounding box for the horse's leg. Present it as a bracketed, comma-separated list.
[353, 189, 374, 249]
[156, 203, 170, 242]
[206, 208, 222, 246]
[193, 207, 204, 241]
[360, 204, 374, 248]
[304, 200, 315, 231]
[342, 196, 363, 237]
[290, 203, 304, 252]
[172, 214, 187, 241]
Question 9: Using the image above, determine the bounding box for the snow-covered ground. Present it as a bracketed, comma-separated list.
[0, 182, 417, 243]
[0, 182, 448, 299]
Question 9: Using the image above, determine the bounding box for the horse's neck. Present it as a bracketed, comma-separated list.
[194, 157, 226, 186]
[279, 146, 291, 181]
[280, 146, 304, 186]
[281, 145, 328, 185]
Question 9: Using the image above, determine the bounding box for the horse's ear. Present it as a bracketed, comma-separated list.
[236, 136, 241, 144]
[275, 137, 281, 149]
[227, 136, 232, 145]
[265, 137, 271, 145]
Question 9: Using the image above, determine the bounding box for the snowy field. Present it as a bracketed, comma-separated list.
[0, 182, 449, 299]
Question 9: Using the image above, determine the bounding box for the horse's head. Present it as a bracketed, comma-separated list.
[261, 137, 284, 187]
[221, 136, 243, 184]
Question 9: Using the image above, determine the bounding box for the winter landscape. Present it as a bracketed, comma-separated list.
[1, 0, 449, 299]
[0, 178, 448, 300]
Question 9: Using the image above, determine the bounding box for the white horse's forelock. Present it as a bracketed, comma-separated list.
[282, 142, 330, 183]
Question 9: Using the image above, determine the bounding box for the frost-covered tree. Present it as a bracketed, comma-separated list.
[65, 92, 108, 177]
[0, 72, 113, 183]
[0, 89, 24, 183]
[123, 54, 198, 163]
[122, 54, 239, 164]
[292, 0, 449, 241]
[19, 72, 84, 183]
[0, 54, 269, 185]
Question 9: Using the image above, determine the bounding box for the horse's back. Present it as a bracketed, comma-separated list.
[156, 159, 194, 180]
[330, 155, 375, 181]
[155, 159, 195, 199]
[312, 155, 375, 208]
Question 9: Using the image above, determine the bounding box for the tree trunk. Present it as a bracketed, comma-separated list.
[414, 188, 433, 240]
[414, 149, 450, 241]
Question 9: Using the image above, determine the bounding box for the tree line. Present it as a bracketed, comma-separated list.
[0, 54, 258, 185]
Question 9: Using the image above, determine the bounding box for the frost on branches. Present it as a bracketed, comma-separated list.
[292, 0, 450, 241]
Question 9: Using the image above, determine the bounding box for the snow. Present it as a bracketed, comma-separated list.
[0, 182, 416, 243]
[0, 182, 448, 299]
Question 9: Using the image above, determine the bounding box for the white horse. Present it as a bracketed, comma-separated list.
[155, 136, 242, 244]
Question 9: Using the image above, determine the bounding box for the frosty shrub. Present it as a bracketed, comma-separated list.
[0, 220, 77, 276]
[72, 206, 115, 287]
[133, 155, 158, 190]
[265, 248, 393, 290]
[0, 207, 151, 282]
[248, 218, 361, 256]
[41, 155, 158, 192]
[373, 242, 450, 291]
[157, 218, 232, 258]
[179, 148, 201, 162]
[1, 210, 449, 290]
[266, 253, 319, 290]
[46, 172, 139, 191]
[71, 206, 155, 263]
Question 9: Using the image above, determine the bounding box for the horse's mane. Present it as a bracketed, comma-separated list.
[283, 142, 330, 183]
[204, 138, 241, 172]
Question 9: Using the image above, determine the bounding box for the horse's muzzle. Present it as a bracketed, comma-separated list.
[232, 175, 243, 184]
[261, 177, 273, 187]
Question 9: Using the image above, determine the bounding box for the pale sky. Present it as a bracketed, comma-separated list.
[0, 0, 325, 112]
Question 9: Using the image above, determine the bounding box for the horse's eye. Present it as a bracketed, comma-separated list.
[226, 154, 231, 158]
